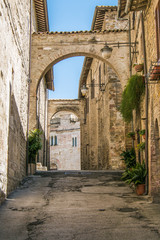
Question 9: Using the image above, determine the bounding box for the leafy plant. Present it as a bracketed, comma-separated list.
[123, 161, 147, 187]
[120, 148, 136, 169]
[137, 142, 145, 151]
[127, 132, 135, 138]
[28, 129, 42, 163]
[139, 129, 145, 135]
[120, 75, 145, 123]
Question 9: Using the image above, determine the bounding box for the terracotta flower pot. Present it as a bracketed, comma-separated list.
[135, 64, 144, 72]
[136, 184, 145, 195]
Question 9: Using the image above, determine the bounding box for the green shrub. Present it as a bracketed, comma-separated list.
[28, 129, 42, 163]
[120, 148, 136, 169]
[120, 75, 145, 123]
[122, 161, 147, 187]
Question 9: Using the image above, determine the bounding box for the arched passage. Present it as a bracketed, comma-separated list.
[29, 30, 129, 130]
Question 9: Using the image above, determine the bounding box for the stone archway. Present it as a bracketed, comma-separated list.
[30, 30, 129, 130]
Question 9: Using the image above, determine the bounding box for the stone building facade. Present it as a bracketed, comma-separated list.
[118, 0, 160, 199]
[0, 0, 53, 204]
[48, 99, 84, 170]
[79, 6, 129, 170]
[50, 111, 80, 170]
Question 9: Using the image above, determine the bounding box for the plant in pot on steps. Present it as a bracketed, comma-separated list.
[139, 129, 145, 139]
[28, 129, 42, 174]
[122, 161, 147, 195]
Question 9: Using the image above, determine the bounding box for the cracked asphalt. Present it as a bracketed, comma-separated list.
[0, 171, 160, 240]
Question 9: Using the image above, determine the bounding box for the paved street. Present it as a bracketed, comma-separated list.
[0, 171, 160, 240]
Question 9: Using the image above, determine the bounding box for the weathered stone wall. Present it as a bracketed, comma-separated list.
[0, 0, 32, 200]
[127, 0, 160, 197]
[36, 78, 48, 167]
[0, 0, 42, 203]
[80, 8, 127, 170]
[50, 111, 81, 170]
[81, 59, 126, 170]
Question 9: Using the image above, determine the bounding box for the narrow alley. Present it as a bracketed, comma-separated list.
[0, 171, 160, 240]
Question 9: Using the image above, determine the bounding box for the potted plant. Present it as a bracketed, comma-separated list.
[127, 132, 135, 140]
[137, 142, 145, 151]
[122, 161, 147, 195]
[28, 129, 42, 175]
[133, 63, 144, 72]
[139, 129, 145, 139]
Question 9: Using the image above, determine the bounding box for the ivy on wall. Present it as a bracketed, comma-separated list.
[120, 75, 145, 123]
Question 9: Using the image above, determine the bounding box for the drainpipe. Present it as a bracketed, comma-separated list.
[129, 15, 134, 147]
[141, 11, 149, 194]
[26, 0, 32, 175]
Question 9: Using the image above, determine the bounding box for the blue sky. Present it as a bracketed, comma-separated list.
[47, 0, 118, 99]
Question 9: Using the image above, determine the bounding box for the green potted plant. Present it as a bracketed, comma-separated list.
[137, 142, 145, 151]
[122, 161, 147, 195]
[139, 129, 145, 139]
[28, 129, 42, 174]
[133, 63, 144, 72]
[127, 132, 135, 140]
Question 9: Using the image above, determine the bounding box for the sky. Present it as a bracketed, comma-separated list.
[47, 0, 118, 99]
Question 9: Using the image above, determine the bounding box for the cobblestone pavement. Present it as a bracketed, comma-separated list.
[0, 171, 160, 240]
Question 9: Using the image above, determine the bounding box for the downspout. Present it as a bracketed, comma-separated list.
[141, 11, 149, 194]
[26, 0, 32, 175]
[129, 15, 134, 147]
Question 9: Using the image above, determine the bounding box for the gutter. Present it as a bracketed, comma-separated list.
[141, 11, 149, 194]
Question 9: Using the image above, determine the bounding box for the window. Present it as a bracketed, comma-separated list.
[50, 136, 58, 146]
[72, 137, 77, 147]
[54, 136, 57, 146]
[91, 79, 95, 99]
[99, 64, 101, 89]
[50, 136, 53, 146]
[156, 1, 160, 60]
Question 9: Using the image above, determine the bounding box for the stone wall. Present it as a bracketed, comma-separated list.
[50, 111, 81, 170]
[0, 0, 32, 201]
[36, 78, 48, 167]
[81, 59, 126, 170]
[125, 0, 160, 197]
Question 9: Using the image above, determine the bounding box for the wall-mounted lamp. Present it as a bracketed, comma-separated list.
[81, 83, 105, 97]
[101, 41, 138, 59]
[101, 43, 113, 59]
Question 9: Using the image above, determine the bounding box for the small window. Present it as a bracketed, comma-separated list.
[50, 136, 53, 146]
[72, 137, 74, 147]
[50, 136, 58, 146]
[72, 137, 77, 147]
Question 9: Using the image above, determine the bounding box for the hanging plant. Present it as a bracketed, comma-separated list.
[120, 75, 145, 123]
[133, 63, 144, 72]
[139, 129, 145, 139]
[137, 142, 145, 151]
[127, 132, 135, 140]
